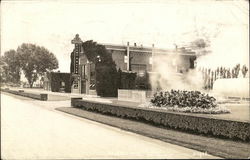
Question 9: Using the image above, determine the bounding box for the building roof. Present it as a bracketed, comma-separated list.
[102, 43, 196, 56]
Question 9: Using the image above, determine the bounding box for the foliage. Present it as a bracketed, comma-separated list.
[135, 72, 151, 90]
[241, 64, 248, 78]
[232, 64, 241, 78]
[1, 50, 21, 83]
[71, 99, 249, 141]
[117, 68, 137, 89]
[150, 90, 230, 114]
[191, 38, 209, 49]
[95, 64, 117, 97]
[200, 63, 249, 90]
[48, 72, 71, 93]
[189, 38, 211, 55]
[17, 43, 58, 88]
[81, 40, 118, 97]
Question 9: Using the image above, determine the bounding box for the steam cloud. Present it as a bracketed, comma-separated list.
[150, 25, 249, 92]
[197, 25, 249, 70]
[150, 54, 203, 91]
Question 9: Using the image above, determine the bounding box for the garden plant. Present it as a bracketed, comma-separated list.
[150, 90, 230, 114]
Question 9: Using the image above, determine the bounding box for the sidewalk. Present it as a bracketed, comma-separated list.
[2, 87, 249, 158]
[3, 87, 143, 104]
[3, 87, 249, 122]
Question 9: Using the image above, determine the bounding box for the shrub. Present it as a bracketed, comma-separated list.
[135, 72, 151, 90]
[96, 63, 117, 97]
[150, 90, 230, 114]
[50, 72, 71, 93]
[82, 41, 118, 97]
[117, 68, 137, 89]
[71, 99, 250, 141]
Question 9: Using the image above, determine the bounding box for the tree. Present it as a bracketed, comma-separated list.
[0, 58, 8, 83]
[190, 38, 211, 56]
[241, 65, 248, 78]
[82, 40, 118, 97]
[1, 49, 21, 84]
[17, 43, 58, 88]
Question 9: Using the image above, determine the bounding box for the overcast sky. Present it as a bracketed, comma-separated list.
[1, 0, 249, 72]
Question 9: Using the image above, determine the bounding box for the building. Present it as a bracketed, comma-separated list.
[70, 34, 196, 95]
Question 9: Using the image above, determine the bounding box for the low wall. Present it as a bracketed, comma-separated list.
[213, 78, 249, 99]
[118, 89, 151, 103]
[71, 98, 250, 141]
[2, 88, 48, 101]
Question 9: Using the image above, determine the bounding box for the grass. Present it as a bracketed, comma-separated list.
[56, 107, 250, 159]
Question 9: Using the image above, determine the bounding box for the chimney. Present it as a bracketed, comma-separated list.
[134, 43, 137, 47]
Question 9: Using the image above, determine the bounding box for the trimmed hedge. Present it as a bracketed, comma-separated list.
[48, 72, 71, 93]
[2, 89, 48, 101]
[117, 69, 137, 89]
[81, 41, 118, 97]
[71, 98, 250, 141]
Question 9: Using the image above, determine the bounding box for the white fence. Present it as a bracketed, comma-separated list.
[118, 89, 149, 103]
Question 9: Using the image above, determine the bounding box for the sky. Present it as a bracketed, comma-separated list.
[1, 0, 249, 72]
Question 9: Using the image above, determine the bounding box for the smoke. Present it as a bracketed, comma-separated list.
[197, 25, 249, 70]
[150, 25, 248, 92]
[150, 54, 204, 91]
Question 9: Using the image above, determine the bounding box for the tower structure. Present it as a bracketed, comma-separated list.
[71, 34, 83, 93]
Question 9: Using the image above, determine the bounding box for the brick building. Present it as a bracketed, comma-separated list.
[70, 34, 196, 94]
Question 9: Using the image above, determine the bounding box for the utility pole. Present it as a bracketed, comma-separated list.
[127, 42, 130, 71]
[152, 44, 155, 72]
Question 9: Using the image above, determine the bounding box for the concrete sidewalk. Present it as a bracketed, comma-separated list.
[3, 87, 249, 122]
[2, 88, 249, 158]
[3, 87, 142, 104]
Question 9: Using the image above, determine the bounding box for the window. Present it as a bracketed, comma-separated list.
[131, 64, 147, 76]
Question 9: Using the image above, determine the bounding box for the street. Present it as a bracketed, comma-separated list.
[1, 93, 218, 159]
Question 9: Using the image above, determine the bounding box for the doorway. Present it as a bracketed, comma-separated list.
[81, 80, 86, 94]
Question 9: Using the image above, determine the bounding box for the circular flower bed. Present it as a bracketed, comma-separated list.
[141, 90, 230, 114]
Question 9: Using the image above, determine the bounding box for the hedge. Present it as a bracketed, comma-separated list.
[71, 98, 250, 141]
[49, 72, 71, 93]
[2, 88, 48, 101]
[117, 69, 137, 89]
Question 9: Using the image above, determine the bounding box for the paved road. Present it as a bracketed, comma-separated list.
[1, 94, 218, 159]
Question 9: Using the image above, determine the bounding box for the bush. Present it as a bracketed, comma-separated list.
[50, 72, 71, 93]
[150, 90, 230, 114]
[117, 68, 136, 89]
[82, 41, 118, 97]
[96, 63, 117, 97]
[135, 72, 151, 90]
[71, 99, 250, 141]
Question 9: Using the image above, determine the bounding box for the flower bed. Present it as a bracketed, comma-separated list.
[71, 98, 250, 141]
[150, 90, 230, 114]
